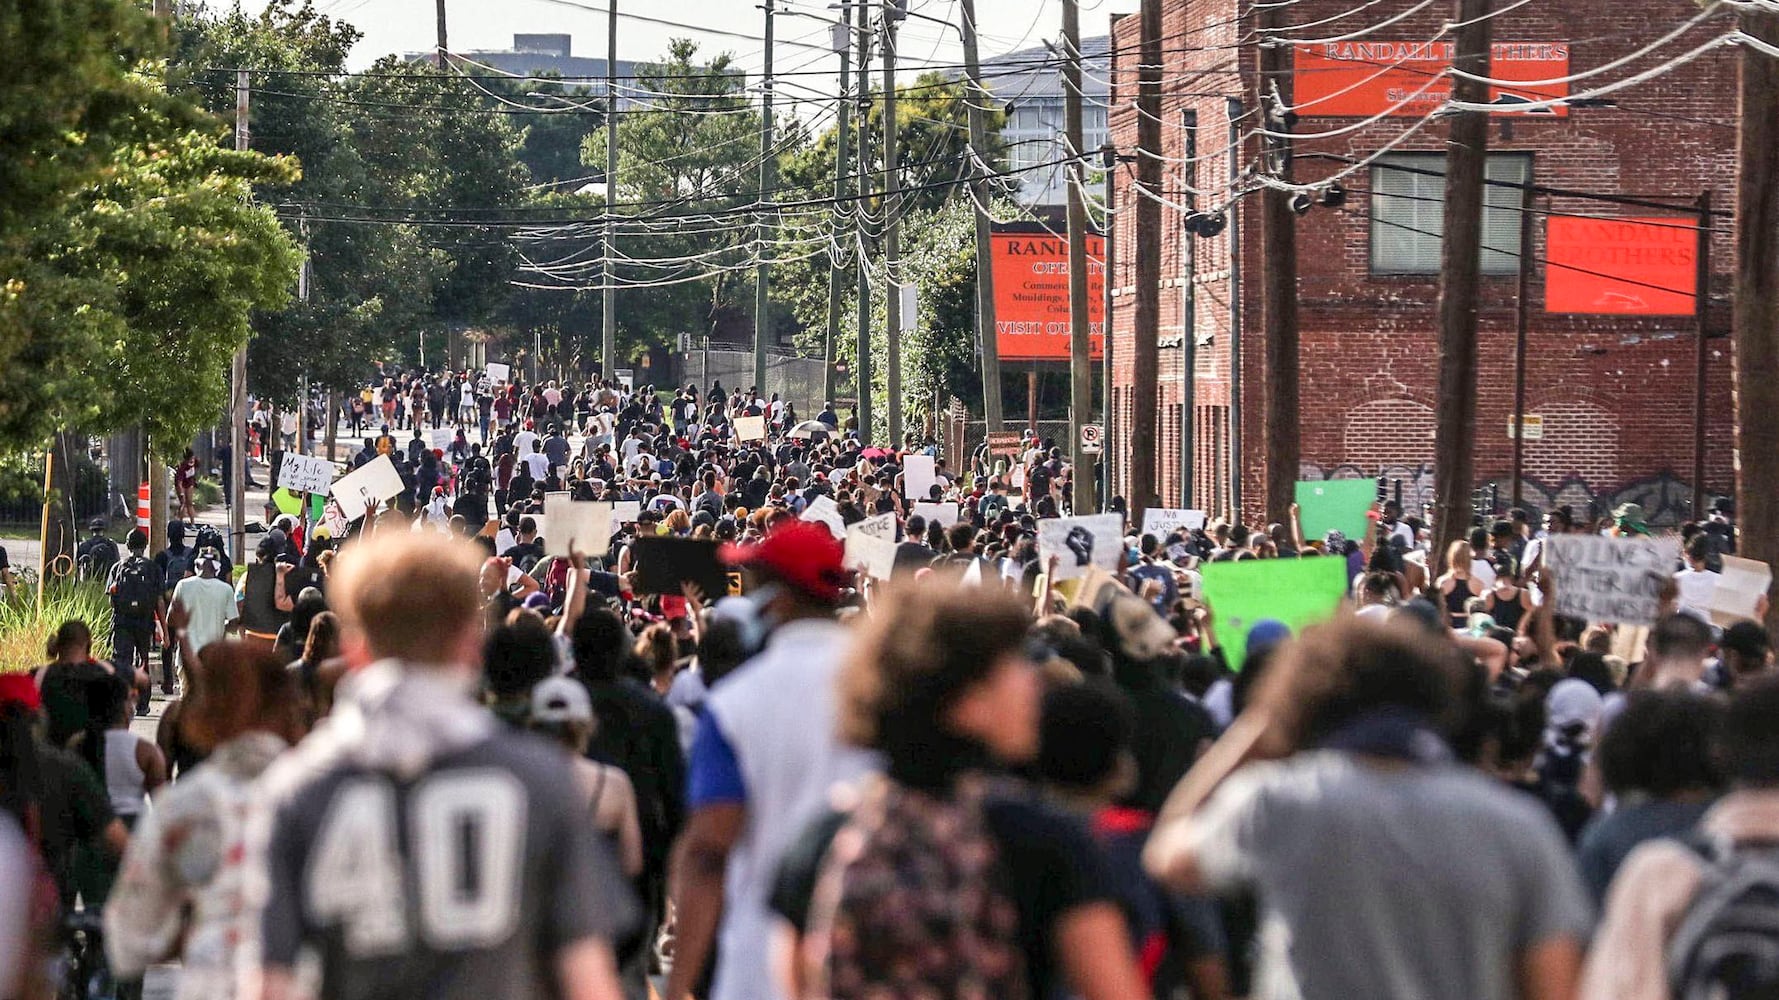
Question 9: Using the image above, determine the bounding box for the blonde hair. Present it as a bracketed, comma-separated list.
[1445, 541, 1474, 576]
[330, 531, 485, 664]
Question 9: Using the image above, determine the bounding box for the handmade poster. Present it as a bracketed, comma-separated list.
[904, 454, 938, 499]
[845, 514, 898, 580]
[1708, 556, 1774, 627]
[800, 495, 846, 539]
[912, 501, 961, 528]
[485, 362, 510, 383]
[1036, 514, 1124, 581]
[271, 488, 303, 517]
[276, 454, 336, 495]
[734, 415, 767, 442]
[631, 537, 728, 597]
[1198, 556, 1349, 667]
[1295, 479, 1377, 544]
[330, 455, 405, 521]
[1141, 508, 1208, 540]
[1547, 534, 1681, 625]
[543, 496, 612, 557]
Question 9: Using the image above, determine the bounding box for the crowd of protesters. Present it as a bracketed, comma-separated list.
[1, 365, 1775, 1000]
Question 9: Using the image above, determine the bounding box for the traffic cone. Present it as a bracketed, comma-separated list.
[136, 482, 151, 530]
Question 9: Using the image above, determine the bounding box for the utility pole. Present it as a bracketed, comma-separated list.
[1692, 190, 1712, 519]
[959, 0, 1004, 431]
[822, 3, 853, 408]
[881, 0, 904, 446]
[1129, 0, 1162, 522]
[1734, 5, 1779, 632]
[754, 0, 776, 394]
[1103, 143, 1118, 506]
[1511, 184, 1534, 509]
[1258, 11, 1299, 527]
[147, 0, 174, 554]
[1064, 0, 1094, 515]
[602, 0, 619, 379]
[435, 0, 447, 68]
[230, 68, 250, 563]
[855, 11, 874, 444]
[1431, 0, 1493, 571]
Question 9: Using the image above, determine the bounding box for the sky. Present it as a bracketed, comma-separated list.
[266, 0, 1140, 76]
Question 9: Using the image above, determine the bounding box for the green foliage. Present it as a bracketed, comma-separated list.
[0, 581, 114, 670]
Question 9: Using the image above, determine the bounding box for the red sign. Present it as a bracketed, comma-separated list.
[1545, 216, 1699, 316]
[991, 227, 1104, 362]
[1294, 42, 1571, 118]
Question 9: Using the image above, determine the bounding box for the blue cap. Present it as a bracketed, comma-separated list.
[1247, 618, 1292, 657]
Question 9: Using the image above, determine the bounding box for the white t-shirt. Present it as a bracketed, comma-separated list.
[522, 451, 550, 480]
[173, 575, 238, 652]
[1471, 557, 1498, 589]
[1674, 567, 1721, 620]
[514, 429, 538, 457]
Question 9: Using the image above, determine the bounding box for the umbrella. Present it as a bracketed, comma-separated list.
[859, 447, 892, 460]
[788, 419, 837, 441]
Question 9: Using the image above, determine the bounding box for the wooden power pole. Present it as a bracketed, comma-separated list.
[1258, 11, 1299, 527]
[881, 2, 903, 446]
[754, 0, 775, 393]
[1431, 0, 1494, 571]
[1735, 6, 1779, 632]
[1064, 0, 1094, 514]
[822, 3, 853, 407]
[959, 0, 1004, 431]
[1129, 0, 1162, 523]
[230, 69, 250, 563]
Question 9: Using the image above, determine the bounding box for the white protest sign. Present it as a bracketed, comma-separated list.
[1009, 463, 1026, 489]
[1037, 514, 1125, 581]
[1141, 508, 1207, 539]
[799, 495, 846, 539]
[1708, 556, 1774, 627]
[330, 454, 406, 521]
[845, 513, 898, 580]
[485, 362, 510, 383]
[734, 415, 767, 442]
[543, 496, 613, 558]
[904, 454, 938, 499]
[1547, 534, 1681, 625]
[277, 454, 336, 496]
[912, 501, 960, 528]
[428, 427, 452, 451]
[612, 500, 642, 523]
[496, 528, 517, 554]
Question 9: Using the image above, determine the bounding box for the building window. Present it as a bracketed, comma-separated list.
[1370, 153, 1530, 274]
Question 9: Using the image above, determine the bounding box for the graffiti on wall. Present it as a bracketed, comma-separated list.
[1299, 463, 1715, 528]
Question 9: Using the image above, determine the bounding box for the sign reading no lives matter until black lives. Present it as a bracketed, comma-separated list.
[1547, 534, 1679, 626]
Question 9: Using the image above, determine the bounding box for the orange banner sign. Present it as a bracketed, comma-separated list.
[991, 226, 1104, 362]
[1545, 216, 1699, 316]
[1294, 42, 1571, 118]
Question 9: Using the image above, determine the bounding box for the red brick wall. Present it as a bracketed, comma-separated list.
[1107, 0, 1737, 526]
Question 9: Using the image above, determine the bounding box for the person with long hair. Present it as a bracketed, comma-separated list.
[34, 620, 120, 750]
[768, 580, 1147, 1000]
[1436, 540, 1484, 629]
[68, 673, 164, 832]
[104, 641, 305, 999]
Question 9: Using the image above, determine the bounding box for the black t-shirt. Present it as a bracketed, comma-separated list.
[770, 787, 1116, 1000]
[35, 742, 117, 905]
[38, 660, 113, 748]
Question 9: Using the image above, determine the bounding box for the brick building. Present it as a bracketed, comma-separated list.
[1103, 1, 1737, 527]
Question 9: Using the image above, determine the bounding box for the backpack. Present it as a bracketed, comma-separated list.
[112, 555, 159, 618]
[161, 547, 193, 592]
[803, 776, 1026, 999]
[1667, 837, 1779, 1000]
[77, 536, 119, 582]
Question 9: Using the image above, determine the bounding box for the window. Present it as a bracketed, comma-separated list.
[1370, 153, 1530, 274]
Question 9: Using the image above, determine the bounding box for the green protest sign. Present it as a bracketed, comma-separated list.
[1199, 556, 1350, 668]
[1295, 478, 1377, 544]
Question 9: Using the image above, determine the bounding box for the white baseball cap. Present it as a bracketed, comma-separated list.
[529, 676, 592, 724]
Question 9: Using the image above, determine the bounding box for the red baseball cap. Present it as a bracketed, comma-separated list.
[0, 673, 41, 712]
[720, 520, 849, 603]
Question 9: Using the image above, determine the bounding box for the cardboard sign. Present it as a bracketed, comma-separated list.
[1295, 479, 1377, 544]
[986, 431, 1023, 457]
[1199, 557, 1350, 668]
[1545, 216, 1699, 316]
[903, 454, 938, 499]
[845, 513, 898, 580]
[486, 362, 510, 383]
[277, 454, 336, 495]
[542, 497, 612, 558]
[631, 536, 728, 598]
[734, 415, 767, 442]
[800, 495, 846, 539]
[912, 501, 960, 528]
[612, 500, 642, 524]
[1037, 513, 1124, 581]
[991, 224, 1105, 362]
[1708, 556, 1774, 627]
[1294, 41, 1571, 118]
[1547, 534, 1681, 625]
[1141, 508, 1207, 540]
[330, 454, 405, 521]
[428, 428, 452, 451]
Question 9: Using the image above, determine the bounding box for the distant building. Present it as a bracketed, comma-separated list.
[969, 36, 1109, 207]
[405, 33, 648, 108]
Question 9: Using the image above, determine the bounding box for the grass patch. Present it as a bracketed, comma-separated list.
[0, 581, 113, 670]
[193, 475, 222, 509]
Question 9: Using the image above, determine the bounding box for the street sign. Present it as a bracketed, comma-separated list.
[986, 431, 1022, 457]
[1080, 423, 1103, 455]
[1508, 414, 1545, 440]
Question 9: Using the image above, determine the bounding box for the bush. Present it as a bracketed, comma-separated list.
[193, 475, 222, 509]
[0, 581, 113, 670]
[0, 451, 110, 528]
